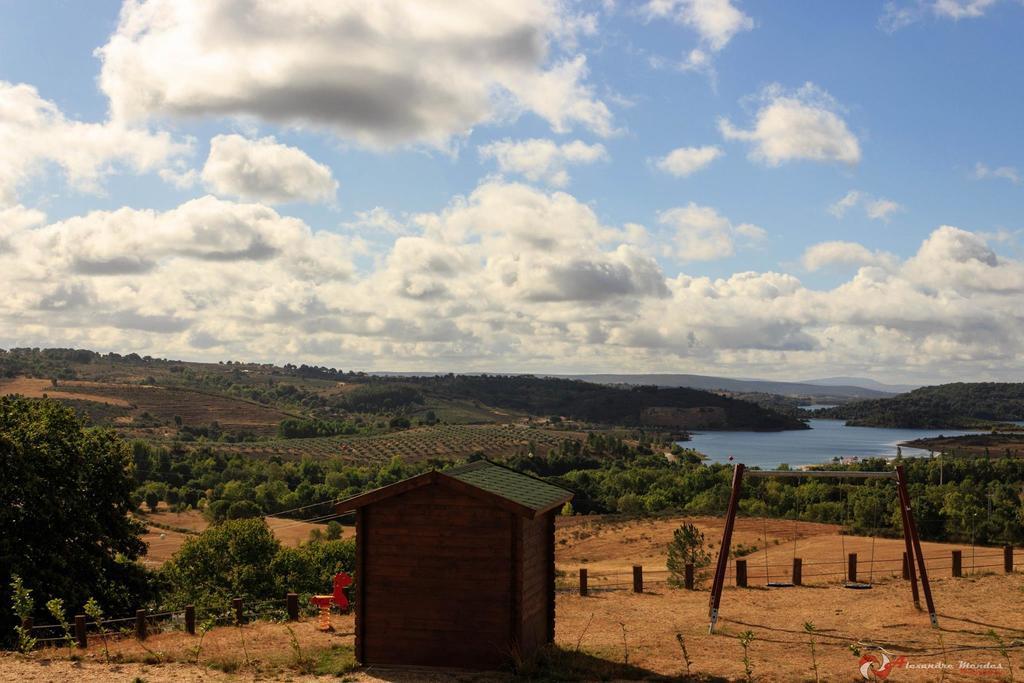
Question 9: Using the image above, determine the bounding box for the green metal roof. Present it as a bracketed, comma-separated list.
[443, 460, 572, 513]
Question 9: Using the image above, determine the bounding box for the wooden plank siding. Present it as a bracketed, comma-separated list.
[517, 512, 551, 655]
[359, 484, 515, 669]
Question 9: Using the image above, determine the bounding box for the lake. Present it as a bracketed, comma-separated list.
[682, 419, 975, 468]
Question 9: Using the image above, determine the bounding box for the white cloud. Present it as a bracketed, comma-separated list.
[657, 202, 765, 261]
[201, 135, 337, 204]
[644, 0, 754, 51]
[802, 241, 896, 271]
[829, 190, 904, 221]
[655, 145, 722, 177]
[828, 190, 864, 218]
[933, 0, 1000, 18]
[643, 0, 752, 77]
[866, 198, 903, 221]
[719, 83, 861, 166]
[880, 0, 1003, 30]
[478, 138, 607, 187]
[0, 81, 188, 206]
[6, 179, 1024, 380]
[973, 162, 1021, 185]
[97, 0, 613, 149]
[343, 207, 408, 235]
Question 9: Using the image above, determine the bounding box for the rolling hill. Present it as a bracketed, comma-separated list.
[555, 372, 895, 399]
[818, 382, 1024, 428]
[0, 348, 808, 438]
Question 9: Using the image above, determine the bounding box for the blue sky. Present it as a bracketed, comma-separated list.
[1, 1, 1022, 382]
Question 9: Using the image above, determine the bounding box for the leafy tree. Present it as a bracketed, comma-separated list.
[226, 500, 261, 519]
[667, 522, 711, 587]
[161, 518, 280, 610]
[145, 486, 161, 512]
[270, 539, 356, 595]
[0, 397, 149, 633]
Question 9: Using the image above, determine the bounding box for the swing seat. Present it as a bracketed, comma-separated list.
[844, 582, 873, 590]
[767, 581, 794, 588]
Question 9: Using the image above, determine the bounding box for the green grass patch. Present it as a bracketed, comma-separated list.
[314, 645, 358, 676]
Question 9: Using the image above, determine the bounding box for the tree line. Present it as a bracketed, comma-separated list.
[4, 396, 1023, 644]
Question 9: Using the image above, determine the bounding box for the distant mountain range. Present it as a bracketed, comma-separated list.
[552, 374, 901, 399]
[799, 376, 920, 394]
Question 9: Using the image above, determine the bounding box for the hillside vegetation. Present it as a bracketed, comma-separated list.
[0, 347, 807, 436]
[818, 381, 1024, 428]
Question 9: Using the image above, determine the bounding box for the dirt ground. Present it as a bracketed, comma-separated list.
[6, 514, 1023, 681]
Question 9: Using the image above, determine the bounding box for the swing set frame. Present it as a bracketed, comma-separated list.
[707, 464, 937, 633]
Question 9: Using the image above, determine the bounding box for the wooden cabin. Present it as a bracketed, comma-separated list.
[335, 460, 573, 669]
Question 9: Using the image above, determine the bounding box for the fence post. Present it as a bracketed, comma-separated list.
[579, 568, 588, 596]
[135, 609, 147, 640]
[736, 559, 747, 588]
[185, 605, 195, 635]
[902, 552, 910, 580]
[232, 597, 244, 625]
[287, 593, 299, 621]
[952, 550, 962, 578]
[848, 553, 858, 583]
[74, 614, 87, 648]
[684, 563, 695, 590]
[632, 565, 643, 593]
[792, 557, 802, 586]
[1005, 545, 1014, 573]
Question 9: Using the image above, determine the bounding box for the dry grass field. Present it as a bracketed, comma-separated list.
[8, 513, 1023, 681]
[0, 377, 132, 407]
[0, 376, 296, 435]
[140, 509, 352, 566]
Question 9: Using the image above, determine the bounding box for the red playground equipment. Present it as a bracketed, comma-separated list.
[310, 572, 352, 631]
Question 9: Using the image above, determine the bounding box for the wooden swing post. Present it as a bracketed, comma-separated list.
[896, 465, 938, 627]
[708, 464, 744, 634]
[707, 466, 938, 634]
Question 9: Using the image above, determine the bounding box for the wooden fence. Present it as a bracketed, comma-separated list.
[565, 545, 1019, 594]
[24, 593, 306, 650]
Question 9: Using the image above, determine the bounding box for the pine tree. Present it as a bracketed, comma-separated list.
[667, 522, 711, 587]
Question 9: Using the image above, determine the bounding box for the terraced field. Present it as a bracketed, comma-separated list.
[216, 423, 583, 463]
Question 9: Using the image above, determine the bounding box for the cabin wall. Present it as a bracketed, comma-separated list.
[517, 511, 554, 654]
[358, 484, 514, 668]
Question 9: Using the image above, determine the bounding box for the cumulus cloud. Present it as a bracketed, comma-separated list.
[829, 190, 904, 221]
[0, 81, 188, 206]
[973, 162, 1021, 185]
[802, 241, 896, 271]
[719, 83, 861, 166]
[201, 134, 337, 204]
[6, 177, 1024, 379]
[655, 145, 722, 177]
[478, 138, 607, 187]
[97, 0, 613, 148]
[657, 203, 765, 261]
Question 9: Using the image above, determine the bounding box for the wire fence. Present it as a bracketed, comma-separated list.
[558, 546, 1021, 593]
